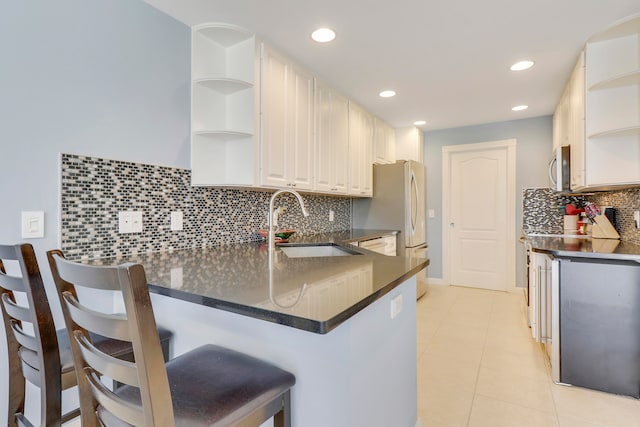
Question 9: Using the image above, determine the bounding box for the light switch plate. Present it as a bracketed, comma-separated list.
[21, 211, 44, 239]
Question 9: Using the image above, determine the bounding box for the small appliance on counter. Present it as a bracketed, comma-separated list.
[352, 160, 428, 299]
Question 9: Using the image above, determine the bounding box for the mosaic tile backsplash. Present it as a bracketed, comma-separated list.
[589, 188, 640, 245]
[523, 187, 640, 244]
[522, 188, 586, 234]
[60, 154, 351, 260]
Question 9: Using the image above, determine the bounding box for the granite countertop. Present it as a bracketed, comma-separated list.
[94, 230, 428, 334]
[523, 233, 640, 262]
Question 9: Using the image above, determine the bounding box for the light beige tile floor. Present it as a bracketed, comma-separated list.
[417, 284, 640, 427]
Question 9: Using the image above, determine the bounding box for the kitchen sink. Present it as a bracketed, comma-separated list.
[278, 244, 359, 258]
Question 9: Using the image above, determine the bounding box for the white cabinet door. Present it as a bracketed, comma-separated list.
[528, 251, 553, 344]
[288, 63, 314, 190]
[260, 44, 314, 190]
[553, 51, 586, 191]
[315, 81, 349, 194]
[374, 117, 395, 164]
[395, 126, 424, 162]
[349, 102, 374, 196]
[569, 52, 585, 190]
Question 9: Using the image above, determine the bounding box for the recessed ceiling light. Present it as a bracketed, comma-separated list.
[510, 60, 534, 71]
[413, 120, 427, 126]
[512, 105, 529, 111]
[311, 28, 336, 43]
[379, 90, 396, 98]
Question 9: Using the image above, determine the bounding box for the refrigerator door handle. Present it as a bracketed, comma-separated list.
[410, 170, 418, 234]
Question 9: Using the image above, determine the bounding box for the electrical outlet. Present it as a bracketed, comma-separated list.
[170, 267, 183, 289]
[329, 210, 334, 222]
[171, 211, 183, 231]
[635, 211, 640, 229]
[390, 294, 403, 319]
[119, 211, 143, 233]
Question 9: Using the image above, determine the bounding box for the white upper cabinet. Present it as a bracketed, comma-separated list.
[348, 102, 374, 197]
[553, 14, 640, 191]
[190, 23, 382, 197]
[191, 24, 259, 186]
[373, 118, 396, 164]
[554, 52, 585, 190]
[584, 15, 640, 189]
[395, 126, 424, 163]
[315, 81, 349, 194]
[260, 44, 314, 190]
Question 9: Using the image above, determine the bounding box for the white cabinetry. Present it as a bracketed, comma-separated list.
[191, 24, 259, 186]
[357, 235, 397, 256]
[528, 251, 553, 359]
[553, 52, 585, 190]
[373, 118, 396, 164]
[348, 102, 374, 197]
[315, 81, 349, 194]
[395, 126, 424, 163]
[260, 44, 314, 190]
[584, 15, 640, 188]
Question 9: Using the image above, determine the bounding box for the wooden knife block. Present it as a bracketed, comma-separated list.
[591, 215, 620, 239]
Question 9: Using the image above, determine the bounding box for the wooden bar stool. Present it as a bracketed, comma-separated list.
[0, 244, 172, 427]
[47, 250, 295, 427]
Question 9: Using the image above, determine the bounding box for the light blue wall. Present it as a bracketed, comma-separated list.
[423, 116, 553, 287]
[0, 0, 189, 423]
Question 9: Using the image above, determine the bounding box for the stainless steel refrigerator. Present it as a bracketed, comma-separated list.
[352, 160, 428, 298]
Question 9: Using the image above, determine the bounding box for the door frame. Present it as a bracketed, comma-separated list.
[442, 139, 517, 293]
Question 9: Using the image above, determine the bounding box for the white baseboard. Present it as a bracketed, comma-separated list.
[426, 277, 447, 286]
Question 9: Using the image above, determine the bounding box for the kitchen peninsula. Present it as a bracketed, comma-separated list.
[98, 230, 429, 427]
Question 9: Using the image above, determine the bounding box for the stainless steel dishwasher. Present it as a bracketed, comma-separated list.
[558, 257, 640, 398]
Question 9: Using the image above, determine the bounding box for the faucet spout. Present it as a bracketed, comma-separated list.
[268, 189, 309, 250]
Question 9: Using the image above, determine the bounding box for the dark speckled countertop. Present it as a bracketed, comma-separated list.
[93, 230, 428, 334]
[524, 233, 640, 262]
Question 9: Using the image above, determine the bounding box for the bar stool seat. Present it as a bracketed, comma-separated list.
[99, 345, 295, 427]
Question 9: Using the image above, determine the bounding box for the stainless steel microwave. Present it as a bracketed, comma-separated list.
[549, 145, 570, 192]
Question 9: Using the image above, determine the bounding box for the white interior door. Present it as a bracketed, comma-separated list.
[443, 140, 516, 292]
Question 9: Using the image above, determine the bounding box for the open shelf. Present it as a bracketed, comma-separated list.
[194, 23, 253, 47]
[194, 78, 253, 95]
[588, 15, 640, 43]
[193, 130, 253, 141]
[190, 23, 258, 187]
[588, 125, 640, 139]
[588, 70, 640, 91]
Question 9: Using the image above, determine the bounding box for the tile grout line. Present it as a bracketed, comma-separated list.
[461, 288, 496, 427]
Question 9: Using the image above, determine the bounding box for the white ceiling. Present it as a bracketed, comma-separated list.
[144, 0, 640, 131]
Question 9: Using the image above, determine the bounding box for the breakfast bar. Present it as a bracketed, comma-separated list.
[98, 231, 429, 427]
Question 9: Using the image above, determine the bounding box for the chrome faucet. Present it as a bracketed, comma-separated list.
[268, 189, 309, 250]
